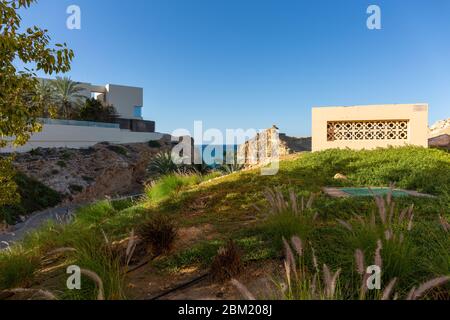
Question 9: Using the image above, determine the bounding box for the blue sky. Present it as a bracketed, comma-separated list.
[19, 0, 450, 137]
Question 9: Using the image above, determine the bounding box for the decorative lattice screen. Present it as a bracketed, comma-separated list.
[327, 120, 409, 141]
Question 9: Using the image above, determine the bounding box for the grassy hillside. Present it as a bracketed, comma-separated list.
[0, 147, 449, 300]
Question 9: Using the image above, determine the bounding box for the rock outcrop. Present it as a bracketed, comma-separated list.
[429, 134, 450, 150]
[238, 126, 311, 166]
[12, 136, 172, 204]
[429, 119, 450, 138]
[429, 119, 450, 150]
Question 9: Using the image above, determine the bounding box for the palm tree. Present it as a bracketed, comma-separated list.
[53, 77, 87, 119]
[35, 79, 57, 117]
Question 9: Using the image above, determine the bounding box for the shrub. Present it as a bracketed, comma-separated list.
[69, 184, 84, 193]
[145, 174, 202, 204]
[232, 235, 450, 301]
[148, 151, 179, 175]
[335, 189, 435, 295]
[60, 151, 72, 161]
[210, 240, 243, 283]
[261, 188, 318, 248]
[107, 145, 128, 156]
[110, 198, 135, 211]
[148, 151, 210, 176]
[138, 214, 178, 256]
[29, 148, 43, 157]
[78, 98, 119, 123]
[0, 249, 39, 290]
[148, 140, 162, 148]
[0, 173, 62, 224]
[75, 201, 117, 225]
[218, 150, 244, 174]
[56, 160, 67, 168]
[82, 176, 94, 183]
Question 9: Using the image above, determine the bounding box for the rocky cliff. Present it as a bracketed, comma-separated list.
[12, 136, 172, 204]
[429, 119, 450, 138]
[429, 119, 450, 150]
[238, 126, 312, 165]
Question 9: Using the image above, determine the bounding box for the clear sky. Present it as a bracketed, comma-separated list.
[19, 0, 450, 137]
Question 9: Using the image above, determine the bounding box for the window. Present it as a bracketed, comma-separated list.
[133, 106, 143, 118]
[327, 120, 409, 142]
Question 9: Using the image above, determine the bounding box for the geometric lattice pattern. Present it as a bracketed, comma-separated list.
[327, 120, 409, 141]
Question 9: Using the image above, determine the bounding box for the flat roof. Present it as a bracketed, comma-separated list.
[312, 103, 428, 110]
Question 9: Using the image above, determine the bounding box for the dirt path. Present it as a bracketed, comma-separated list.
[0, 204, 80, 250]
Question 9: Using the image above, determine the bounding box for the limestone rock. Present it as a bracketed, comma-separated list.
[238, 126, 311, 166]
[429, 119, 450, 138]
[429, 134, 450, 150]
[333, 173, 348, 180]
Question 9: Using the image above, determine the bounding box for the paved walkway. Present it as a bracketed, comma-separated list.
[0, 204, 81, 250]
[0, 193, 144, 250]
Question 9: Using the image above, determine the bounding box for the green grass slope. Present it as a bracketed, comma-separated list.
[0, 147, 449, 300]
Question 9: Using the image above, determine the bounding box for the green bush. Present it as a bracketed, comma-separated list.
[0, 249, 39, 290]
[107, 145, 128, 156]
[0, 173, 62, 224]
[145, 174, 202, 204]
[78, 98, 119, 123]
[69, 184, 84, 193]
[148, 140, 162, 148]
[148, 151, 179, 175]
[262, 211, 316, 250]
[56, 160, 67, 168]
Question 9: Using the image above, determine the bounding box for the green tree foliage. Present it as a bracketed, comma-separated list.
[0, 0, 74, 209]
[78, 98, 119, 123]
[0, 158, 19, 207]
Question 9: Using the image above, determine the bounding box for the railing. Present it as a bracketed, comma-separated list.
[39, 118, 120, 129]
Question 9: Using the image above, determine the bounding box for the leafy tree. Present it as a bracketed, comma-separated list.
[53, 76, 86, 119]
[0, 0, 73, 209]
[0, 158, 19, 207]
[78, 98, 119, 123]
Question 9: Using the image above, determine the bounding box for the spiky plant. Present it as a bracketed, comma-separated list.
[232, 236, 450, 301]
[148, 151, 180, 176]
[210, 240, 243, 283]
[261, 188, 318, 247]
[138, 214, 178, 256]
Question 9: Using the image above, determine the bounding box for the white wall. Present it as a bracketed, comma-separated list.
[105, 84, 143, 120]
[1, 124, 165, 153]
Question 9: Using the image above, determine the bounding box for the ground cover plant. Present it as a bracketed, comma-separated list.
[0, 147, 449, 300]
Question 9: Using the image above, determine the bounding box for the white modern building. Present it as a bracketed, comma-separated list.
[76, 82, 144, 120]
[1, 80, 162, 153]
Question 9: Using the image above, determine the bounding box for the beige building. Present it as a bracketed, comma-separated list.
[312, 104, 429, 152]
